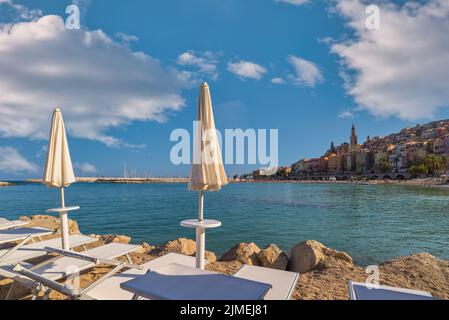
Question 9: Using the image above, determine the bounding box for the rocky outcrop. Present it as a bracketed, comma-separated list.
[220, 242, 261, 265]
[151, 238, 217, 263]
[289, 240, 352, 273]
[19, 215, 79, 234]
[0, 181, 13, 187]
[257, 244, 288, 270]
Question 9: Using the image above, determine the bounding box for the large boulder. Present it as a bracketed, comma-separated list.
[257, 244, 288, 270]
[161, 238, 196, 255]
[289, 240, 324, 273]
[289, 240, 353, 273]
[220, 242, 261, 265]
[154, 238, 217, 263]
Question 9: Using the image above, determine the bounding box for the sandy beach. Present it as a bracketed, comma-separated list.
[1, 215, 448, 300]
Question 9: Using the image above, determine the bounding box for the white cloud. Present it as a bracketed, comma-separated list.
[177, 50, 219, 80]
[0, 15, 189, 147]
[275, 0, 309, 6]
[338, 110, 355, 119]
[115, 32, 138, 44]
[331, 0, 449, 120]
[227, 60, 267, 80]
[271, 77, 286, 84]
[74, 162, 98, 175]
[287, 55, 323, 87]
[0, 146, 38, 174]
[0, 0, 42, 22]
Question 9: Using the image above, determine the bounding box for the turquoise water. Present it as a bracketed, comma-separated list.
[1, 182, 449, 266]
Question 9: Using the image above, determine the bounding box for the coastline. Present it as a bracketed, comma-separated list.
[0, 181, 13, 187]
[21, 177, 449, 187]
[239, 177, 449, 187]
[26, 177, 188, 184]
[1, 215, 447, 300]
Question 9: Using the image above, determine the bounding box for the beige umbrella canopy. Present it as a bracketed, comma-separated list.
[43, 108, 76, 250]
[188, 82, 227, 269]
[188, 82, 228, 191]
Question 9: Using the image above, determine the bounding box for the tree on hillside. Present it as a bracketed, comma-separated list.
[408, 164, 427, 176]
[408, 154, 447, 176]
[378, 159, 391, 173]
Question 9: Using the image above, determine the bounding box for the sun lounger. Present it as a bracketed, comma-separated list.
[0, 218, 28, 230]
[348, 281, 436, 300]
[84, 253, 201, 300]
[0, 227, 53, 245]
[7, 253, 203, 300]
[4, 243, 141, 299]
[0, 234, 97, 266]
[29, 243, 139, 281]
[234, 265, 299, 300]
[120, 263, 272, 300]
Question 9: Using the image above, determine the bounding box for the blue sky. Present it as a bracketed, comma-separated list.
[1, 0, 449, 179]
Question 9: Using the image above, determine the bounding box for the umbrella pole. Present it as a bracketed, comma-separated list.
[60, 187, 70, 250]
[196, 190, 205, 269]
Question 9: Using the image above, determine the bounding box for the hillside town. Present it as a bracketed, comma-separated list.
[252, 120, 449, 181]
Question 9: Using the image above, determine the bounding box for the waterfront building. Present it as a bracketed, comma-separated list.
[355, 149, 374, 174]
[253, 167, 278, 179]
[346, 153, 357, 172]
[328, 153, 344, 173]
[406, 142, 427, 163]
[374, 145, 394, 172]
[291, 159, 311, 175]
[389, 144, 407, 172]
[435, 134, 449, 155]
[307, 157, 328, 174]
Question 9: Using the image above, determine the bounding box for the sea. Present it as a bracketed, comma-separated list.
[1, 182, 449, 266]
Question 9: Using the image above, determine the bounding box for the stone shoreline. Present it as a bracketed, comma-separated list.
[0, 181, 13, 187]
[1, 215, 448, 300]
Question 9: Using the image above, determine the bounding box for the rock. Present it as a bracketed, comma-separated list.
[289, 240, 325, 273]
[112, 235, 131, 244]
[161, 238, 196, 255]
[289, 240, 353, 273]
[19, 215, 79, 234]
[323, 247, 353, 264]
[99, 234, 131, 244]
[257, 244, 288, 270]
[134, 242, 155, 254]
[155, 238, 216, 262]
[205, 251, 217, 263]
[220, 242, 261, 265]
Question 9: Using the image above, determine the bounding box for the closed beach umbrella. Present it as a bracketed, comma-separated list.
[43, 108, 76, 250]
[188, 82, 228, 269]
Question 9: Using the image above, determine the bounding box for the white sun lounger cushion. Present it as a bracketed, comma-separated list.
[0, 227, 53, 245]
[348, 281, 436, 300]
[234, 265, 299, 300]
[85, 253, 200, 300]
[0, 234, 97, 266]
[30, 243, 140, 281]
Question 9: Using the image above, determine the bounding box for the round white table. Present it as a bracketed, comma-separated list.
[180, 219, 221, 269]
[46, 206, 80, 213]
[46, 206, 80, 250]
